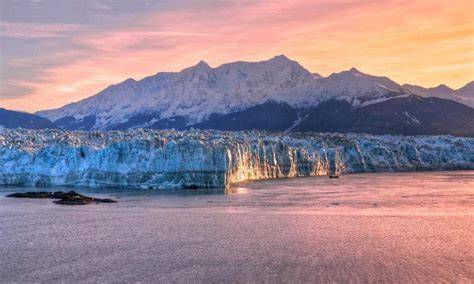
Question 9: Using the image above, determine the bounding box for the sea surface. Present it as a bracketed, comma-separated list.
[0, 171, 473, 283]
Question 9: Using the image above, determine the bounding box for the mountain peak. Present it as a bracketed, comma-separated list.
[265, 54, 312, 77]
[332, 67, 366, 78]
[123, 78, 136, 84]
[195, 60, 211, 69]
[270, 54, 291, 61]
[267, 55, 299, 67]
[181, 60, 213, 75]
[431, 84, 453, 91]
[426, 84, 455, 97]
[349, 67, 363, 74]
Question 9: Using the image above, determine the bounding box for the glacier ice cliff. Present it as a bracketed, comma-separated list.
[0, 129, 473, 189]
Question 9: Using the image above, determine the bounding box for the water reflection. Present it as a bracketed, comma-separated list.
[1, 171, 473, 211]
[1, 171, 473, 283]
[0, 182, 255, 199]
[0, 185, 230, 199]
[224, 186, 249, 195]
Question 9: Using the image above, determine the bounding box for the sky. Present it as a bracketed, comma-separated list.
[0, 0, 473, 112]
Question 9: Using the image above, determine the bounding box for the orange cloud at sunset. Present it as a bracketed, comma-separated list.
[1, 0, 473, 112]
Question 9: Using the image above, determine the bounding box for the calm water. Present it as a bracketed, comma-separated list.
[0, 171, 473, 283]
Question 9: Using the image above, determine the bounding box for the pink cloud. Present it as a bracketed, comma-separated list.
[0, 21, 84, 38]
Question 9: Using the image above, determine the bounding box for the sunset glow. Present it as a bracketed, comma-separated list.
[1, 0, 473, 112]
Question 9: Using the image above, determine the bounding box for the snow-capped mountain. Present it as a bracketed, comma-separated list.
[37, 55, 315, 128]
[35, 55, 473, 135]
[36, 55, 406, 129]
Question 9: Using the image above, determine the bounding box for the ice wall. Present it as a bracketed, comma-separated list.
[0, 129, 472, 189]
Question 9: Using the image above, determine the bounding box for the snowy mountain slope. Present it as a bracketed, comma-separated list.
[36, 55, 411, 130]
[317, 68, 406, 104]
[1, 129, 472, 189]
[35, 55, 473, 131]
[37, 55, 317, 129]
[403, 81, 474, 107]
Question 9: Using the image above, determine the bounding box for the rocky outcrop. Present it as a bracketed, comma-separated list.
[6, 191, 117, 205]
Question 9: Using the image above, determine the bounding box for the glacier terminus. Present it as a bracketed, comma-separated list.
[0, 129, 472, 189]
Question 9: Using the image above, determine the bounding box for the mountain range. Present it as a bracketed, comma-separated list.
[2, 55, 473, 136]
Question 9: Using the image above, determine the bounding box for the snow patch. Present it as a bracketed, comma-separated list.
[403, 111, 421, 125]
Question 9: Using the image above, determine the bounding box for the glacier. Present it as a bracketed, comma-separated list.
[0, 129, 473, 189]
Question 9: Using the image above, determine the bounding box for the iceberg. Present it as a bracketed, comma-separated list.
[0, 129, 472, 189]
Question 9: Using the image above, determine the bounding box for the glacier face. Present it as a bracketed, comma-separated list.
[0, 129, 473, 189]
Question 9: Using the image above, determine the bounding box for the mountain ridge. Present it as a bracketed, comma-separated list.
[0, 108, 57, 130]
[30, 55, 473, 135]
